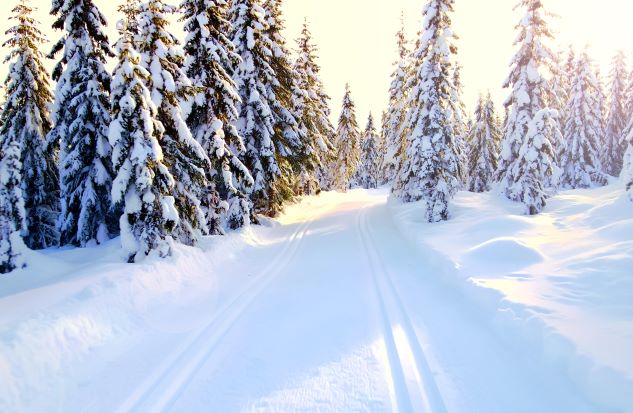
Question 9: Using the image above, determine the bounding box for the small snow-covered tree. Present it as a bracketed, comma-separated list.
[109, 21, 178, 262]
[181, 0, 254, 232]
[0, 118, 27, 273]
[331, 84, 361, 192]
[506, 109, 558, 215]
[559, 51, 608, 189]
[382, 18, 411, 185]
[451, 64, 469, 186]
[602, 51, 629, 176]
[392, 0, 462, 223]
[47, 0, 115, 247]
[357, 113, 381, 189]
[496, 0, 558, 199]
[292, 20, 335, 194]
[137, 0, 209, 245]
[467, 93, 501, 192]
[1, 1, 59, 249]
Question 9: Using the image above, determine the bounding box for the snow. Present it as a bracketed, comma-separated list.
[0, 186, 631, 412]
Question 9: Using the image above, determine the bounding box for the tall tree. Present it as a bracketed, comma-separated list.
[451, 64, 469, 187]
[1, 0, 59, 249]
[392, 0, 462, 222]
[47, 0, 115, 246]
[181, 0, 254, 232]
[0, 136, 27, 273]
[136, 0, 209, 246]
[109, 20, 177, 262]
[357, 113, 381, 189]
[382, 16, 411, 185]
[559, 51, 608, 188]
[467, 93, 501, 193]
[602, 51, 629, 176]
[331, 84, 361, 192]
[231, 0, 297, 215]
[292, 19, 335, 193]
[495, 0, 558, 204]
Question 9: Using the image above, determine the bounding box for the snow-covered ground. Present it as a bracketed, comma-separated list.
[0, 186, 631, 412]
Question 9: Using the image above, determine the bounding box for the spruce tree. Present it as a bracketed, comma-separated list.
[231, 0, 297, 215]
[357, 113, 381, 189]
[392, 0, 462, 222]
[495, 0, 558, 202]
[109, 21, 178, 262]
[47, 0, 115, 247]
[1, 0, 59, 249]
[136, 0, 209, 245]
[382, 17, 411, 185]
[331, 84, 361, 192]
[452, 64, 469, 187]
[181, 0, 254, 232]
[0, 111, 27, 273]
[559, 51, 608, 188]
[602, 51, 629, 176]
[467, 93, 501, 193]
[509, 109, 557, 214]
[293, 20, 335, 194]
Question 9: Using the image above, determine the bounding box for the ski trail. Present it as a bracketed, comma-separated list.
[114, 213, 318, 413]
[357, 206, 448, 413]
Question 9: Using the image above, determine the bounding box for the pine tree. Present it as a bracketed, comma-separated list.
[0, 110, 27, 273]
[47, 0, 115, 247]
[382, 17, 411, 185]
[452, 64, 469, 187]
[507, 109, 557, 214]
[546, 50, 569, 153]
[495, 0, 558, 202]
[467, 93, 501, 192]
[1, 0, 59, 249]
[181, 0, 254, 232]
[357, 113, 381, 189]
[602, 51, 629, 176]
[136, 0, 209, 245]
[231, 0, 297, 215]
[293, 19, 335, 194]
[392, 0, 462, 223]
[109, 20, 178, 262]
[331, 84, 361, 192]
[559, 51, 608, 188]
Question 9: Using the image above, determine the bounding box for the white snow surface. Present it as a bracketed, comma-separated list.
[0, 186, 631, 412]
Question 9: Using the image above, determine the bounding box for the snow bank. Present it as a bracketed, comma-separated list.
[0, 228, 258, 412]
[389, 184, 633, 412]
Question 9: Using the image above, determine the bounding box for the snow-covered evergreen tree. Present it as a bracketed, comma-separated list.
[495, 0, 558, 200]
[507, 109, 557, 215]
[181, 0, 254, 232]
[392, 0, 462, 223]
[331, 84, 361, 192]
[559, 51, 608, 188]
[231, 0, 299, 215]
[467, 93, 501, 193]
[0, 108, 27, 273]
[382, 17, 411, 185]
[1, 1, 59, 249]
[602, 51, 629, 177]
[546, 50, 569, 153]
[357, 113, 381, 189]
[451, 64, 469, 187]
[47, 0, 115, 247]
[292, 20, 335, 193]
[136, 0, 209, 245]
[109, 20, 178, 262]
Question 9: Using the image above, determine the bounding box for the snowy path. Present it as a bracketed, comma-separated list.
[112, 191, 605, 412]
[0, 189, 620, 412]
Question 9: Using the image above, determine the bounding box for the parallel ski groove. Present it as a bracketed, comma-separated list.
[357, 206, 447, 413]
[114, 217, 316, 413]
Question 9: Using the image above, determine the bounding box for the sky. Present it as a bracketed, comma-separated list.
[1, 0, 632, 125]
